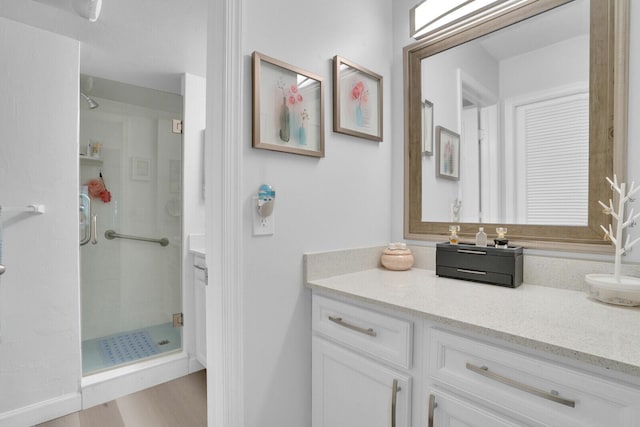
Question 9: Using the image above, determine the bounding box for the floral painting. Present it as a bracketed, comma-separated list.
[276, 79, 309, 146]
[333, 56, 382, 141]
[252, 52, 325, 157]
[436, 126, 460, 180]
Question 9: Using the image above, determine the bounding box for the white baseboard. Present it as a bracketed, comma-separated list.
[0, 392, 81, 427]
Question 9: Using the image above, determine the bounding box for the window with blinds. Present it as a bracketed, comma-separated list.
[515, 93, 589, 225]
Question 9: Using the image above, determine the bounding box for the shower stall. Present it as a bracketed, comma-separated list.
[79, 75, 183, 376]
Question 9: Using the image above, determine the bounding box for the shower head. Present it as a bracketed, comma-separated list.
[81, 92, 99, 109]
[71, 0, 102, 22]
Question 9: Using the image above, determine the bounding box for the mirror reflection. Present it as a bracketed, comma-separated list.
[420, 0, 589, 226]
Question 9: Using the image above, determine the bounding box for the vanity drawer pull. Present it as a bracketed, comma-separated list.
[328, 315, 377, 337]
[457, 268, 487, 275]
[427, 394, 437, 427]
[391, 379, 402, 427]
[466, 363, 576, 408]
[457, 249, 487, 255]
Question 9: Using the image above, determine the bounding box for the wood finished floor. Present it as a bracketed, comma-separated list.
[36, 370, 206, 427]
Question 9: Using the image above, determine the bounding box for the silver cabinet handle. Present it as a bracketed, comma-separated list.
[428, 394, 437, 427]
[90, 214, 98, 244]
[457, 268, 486, 275]
[458, 249, 487, 255]
[194, 264, 207, 271]
[0, 265, 5, 276]
[328, 315, 377, 337]
[466, 363, 576, 408]
[391, 379, 402, 427]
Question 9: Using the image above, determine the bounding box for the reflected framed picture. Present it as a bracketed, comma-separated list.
[252, 51, 325, 157]
[422, 99, 433, 155]
[436, 126, 460, 180]
[333, 55, 383, 141]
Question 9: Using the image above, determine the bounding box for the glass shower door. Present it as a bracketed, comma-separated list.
[79, 75, 183, 375]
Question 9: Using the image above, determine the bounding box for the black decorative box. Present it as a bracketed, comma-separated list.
[436, 243, 523, 288]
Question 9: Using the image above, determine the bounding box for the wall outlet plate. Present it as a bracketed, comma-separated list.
[253, 201, 274, 236]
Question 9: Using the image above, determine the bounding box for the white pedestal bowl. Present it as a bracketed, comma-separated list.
[586, 273, 640, 306]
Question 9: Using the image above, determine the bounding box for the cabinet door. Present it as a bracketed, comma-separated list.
[194, 267, 206, 367]
[428, 389, 519, 427]
[312, 337, 410, 427]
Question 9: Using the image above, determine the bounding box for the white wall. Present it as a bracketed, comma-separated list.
[181, 73, 206, 371]
[500, 35, 589, 99]
[229, 0, 394, 425]
[0, 18, 82, 426]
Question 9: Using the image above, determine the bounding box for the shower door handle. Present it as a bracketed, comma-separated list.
[80, 193, 91, 246]
[91, 214, 98, 244]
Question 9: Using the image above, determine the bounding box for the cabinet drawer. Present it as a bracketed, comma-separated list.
[427, 329, 640, 427]
[312, 294, 412, 369]
[436, 265, 513, 287]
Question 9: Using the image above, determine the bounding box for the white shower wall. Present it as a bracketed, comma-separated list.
[80, 98, 182, 341]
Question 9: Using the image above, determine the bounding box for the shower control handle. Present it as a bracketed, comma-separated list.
[91, 214, 98, 244]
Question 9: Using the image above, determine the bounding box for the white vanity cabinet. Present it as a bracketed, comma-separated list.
[193, 254, 207, 367]
[311, 291, 640, 427]
[425, 328, 640, 427]
[311, 294, 413, 427]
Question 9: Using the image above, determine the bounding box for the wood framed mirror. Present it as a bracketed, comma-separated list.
[404, 0, 629, 251]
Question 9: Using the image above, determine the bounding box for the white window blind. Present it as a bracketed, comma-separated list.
[516, 93, 589, 225]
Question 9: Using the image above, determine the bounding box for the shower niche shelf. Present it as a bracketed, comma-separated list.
[80, 154, 103, 165]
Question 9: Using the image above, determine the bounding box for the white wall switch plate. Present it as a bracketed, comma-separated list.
[253, 205, 275, 236]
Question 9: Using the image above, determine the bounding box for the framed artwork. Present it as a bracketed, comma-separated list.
[436, 126, 460, 180]
[131, 157, 151, 181]
[333, 55, 383, 142]
[252, 51, 325, 157]
[422, 99, 433, 155]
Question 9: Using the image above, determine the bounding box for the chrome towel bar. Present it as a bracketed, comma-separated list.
[105, 229, 169, 247]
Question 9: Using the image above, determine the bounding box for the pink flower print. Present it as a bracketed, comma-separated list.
[351, 81, 365, 101]
[290, 85, 298, 94]
[288, 95, 296, 105]
[296, 94, 303, 103]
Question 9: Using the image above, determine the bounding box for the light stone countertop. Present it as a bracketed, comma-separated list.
[306, 267, 640, 378]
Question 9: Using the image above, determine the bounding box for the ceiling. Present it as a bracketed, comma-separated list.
[479, 0, 589, 61]
[0, 0, 208, 94]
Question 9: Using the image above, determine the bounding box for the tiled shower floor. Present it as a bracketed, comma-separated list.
[82, 322, 182, 375]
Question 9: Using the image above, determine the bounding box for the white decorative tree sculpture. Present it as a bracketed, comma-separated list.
[586, 175, 640, 305]
[598, 176, 640, 279]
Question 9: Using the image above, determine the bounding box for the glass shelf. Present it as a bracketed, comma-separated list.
[79, 154, 103, 165]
